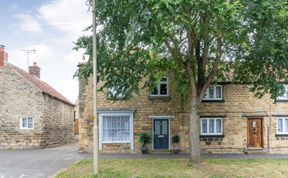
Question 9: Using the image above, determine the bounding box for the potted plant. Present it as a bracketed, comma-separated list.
[172, 134, 181, 154]
[139, 132, 152, 154]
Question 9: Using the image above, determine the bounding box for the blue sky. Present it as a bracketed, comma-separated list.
[0, 0, 91, 103]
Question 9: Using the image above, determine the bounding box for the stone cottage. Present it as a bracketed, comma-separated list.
[78, 74, 288, 154]
[0, 45, 75, 149]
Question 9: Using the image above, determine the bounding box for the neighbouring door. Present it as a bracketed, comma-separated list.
[247, 118, 263, 148]
[153, 119, 169, 149]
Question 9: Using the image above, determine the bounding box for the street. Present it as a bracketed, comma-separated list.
[0, 143, 89, 178]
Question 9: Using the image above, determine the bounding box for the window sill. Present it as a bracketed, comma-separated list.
[102, 141, 131, 144]
[202, 100, 225, 103]
[148, 96, 171, 101]
[106, 97, 126, 101]
[276, 100, 288, 103]
[275, 134, 288, 137]
[200, 135, 224, 138]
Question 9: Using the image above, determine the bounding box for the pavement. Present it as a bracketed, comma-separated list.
[1, 143, 288, 178]
[0, 143, 90, 178]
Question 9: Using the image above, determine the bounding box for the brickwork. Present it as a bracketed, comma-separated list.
[79, 77, 288, 154]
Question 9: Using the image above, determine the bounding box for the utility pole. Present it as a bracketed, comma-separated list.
[19, 49, 36, 71]
[92, 0, 99, 175]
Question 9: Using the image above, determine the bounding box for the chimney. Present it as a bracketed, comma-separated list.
[0, 45, 8, 67]
[29, 62, 41, 78]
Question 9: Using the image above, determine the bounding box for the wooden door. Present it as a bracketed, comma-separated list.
[153, 119, 169, 149]
[247, 118, 263, 148]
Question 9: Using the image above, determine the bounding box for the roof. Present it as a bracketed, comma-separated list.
[8, 63, 75, 106]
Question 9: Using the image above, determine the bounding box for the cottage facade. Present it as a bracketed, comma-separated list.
[0, 45, 75, 149]
[78, 75, 288, 154]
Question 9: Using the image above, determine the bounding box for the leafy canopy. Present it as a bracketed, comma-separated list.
[74, 0, 288, 100]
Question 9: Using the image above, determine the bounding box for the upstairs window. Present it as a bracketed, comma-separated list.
[150, 77, 168, 96]
[203, 85, 222, 100]
[277, 117, 288, 135]
[277, 85, 288, 100]
[20, 117, 34, 129]
[108, 87, 124, 99]
[201, 118, 223, 135]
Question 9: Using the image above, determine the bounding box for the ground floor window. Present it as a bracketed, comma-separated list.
[277, 117, 288, 134]
[99, 110, 134, 150]
[20, 117, 34, 129]
[201, 117, 223, 135]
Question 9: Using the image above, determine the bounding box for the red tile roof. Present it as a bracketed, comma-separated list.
[8, 63, 75, 106]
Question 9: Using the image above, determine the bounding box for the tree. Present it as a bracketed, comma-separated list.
[74, 0, 288, 164]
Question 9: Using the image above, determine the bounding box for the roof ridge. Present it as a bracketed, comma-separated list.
[7, 63, 75, 106]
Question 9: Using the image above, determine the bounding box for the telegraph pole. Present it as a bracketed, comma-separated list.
[92, 0, 99, 175]
[19, 49, 36, 71]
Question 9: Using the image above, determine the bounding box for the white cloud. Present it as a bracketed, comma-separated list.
[38, 0, 91, 39]
[15, 14, 42, 33]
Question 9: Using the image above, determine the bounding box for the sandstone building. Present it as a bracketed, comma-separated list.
[78, 74, 288, 154]
[0, 45, 75, 149]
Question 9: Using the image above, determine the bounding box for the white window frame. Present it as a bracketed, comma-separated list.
[277, 85, 288, 100]
[276, 117, 288, 135]
[200, 117, 223, 135]
[99, 111, 134, 150]
[20, 117, 34, 130]
[108, 87, 124, 99]
[150, 77, 169, 96]
[203, 85, 223, 100]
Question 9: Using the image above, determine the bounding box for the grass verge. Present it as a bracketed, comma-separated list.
[56, 158, 288, 178]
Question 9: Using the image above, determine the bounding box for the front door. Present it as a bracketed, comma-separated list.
[247, 118, 263, 148]
[153, 119, 169, 150]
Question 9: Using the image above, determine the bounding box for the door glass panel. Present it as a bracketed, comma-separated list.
[155, 121, 160, 135]
[202, 119, 207, 133]
[278, 118, 283, 132]
[162, 121, 167, 134]
[209, 119, 215, 133]
[216, 119, 222, 133]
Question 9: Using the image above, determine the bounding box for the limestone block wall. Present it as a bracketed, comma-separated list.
[79, 78, 288, 153]
[0, 66, 44, 149]
[42, 94, 74, 147]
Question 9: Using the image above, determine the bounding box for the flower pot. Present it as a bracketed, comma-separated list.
[173, 147, 180, 154]
[141, 147, 149, 154]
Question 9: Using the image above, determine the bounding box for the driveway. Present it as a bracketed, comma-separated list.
[0, 143, 90, 178]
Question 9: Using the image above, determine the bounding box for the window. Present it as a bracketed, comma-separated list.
[99, 111, 134, 150]
[277, 117, 288, 134]
[201, 118, 223, 135]
[203, 85, 222, 100]
[277, 85, 288, 100]
[108, 87, 124, 99]
[20, 117, 34, 129]
[150, 77, 168, 96]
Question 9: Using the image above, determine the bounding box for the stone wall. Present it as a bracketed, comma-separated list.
[79, 77, 288, 153]
[42, 94, 74, 147]
[0, 66, 44, 149]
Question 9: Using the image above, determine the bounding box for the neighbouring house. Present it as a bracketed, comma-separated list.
[0, 45, 75, 149]
[78, 72, 288, 154]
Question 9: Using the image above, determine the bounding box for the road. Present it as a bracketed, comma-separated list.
[0, 143, 90, 178]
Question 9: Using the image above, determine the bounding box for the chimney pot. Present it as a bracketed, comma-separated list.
[29, 61, 41, 78]
[0, 45, 8, 67]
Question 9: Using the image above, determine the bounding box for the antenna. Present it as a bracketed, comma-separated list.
[19, 49, 37, 71]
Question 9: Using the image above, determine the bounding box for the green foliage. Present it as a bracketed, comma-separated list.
[75, 0, 288, 101]
[139, 132, 152, 147]
[172, 134, 180, 144]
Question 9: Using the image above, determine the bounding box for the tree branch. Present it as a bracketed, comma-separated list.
[200, 30, 223, 100]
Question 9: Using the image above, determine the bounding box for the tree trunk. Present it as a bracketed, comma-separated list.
[189, 95, 201, 164]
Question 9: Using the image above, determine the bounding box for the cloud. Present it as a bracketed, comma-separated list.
[15, 14, 42, 33]
[38, 0, 91, 39]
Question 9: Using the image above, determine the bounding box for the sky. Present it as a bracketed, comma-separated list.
[0, 0, 91, 103]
